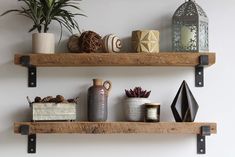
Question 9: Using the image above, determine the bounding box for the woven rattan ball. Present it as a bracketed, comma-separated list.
[79, 31, 102, 53]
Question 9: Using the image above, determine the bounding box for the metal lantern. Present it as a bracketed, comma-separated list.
[172, 0, 209, 52]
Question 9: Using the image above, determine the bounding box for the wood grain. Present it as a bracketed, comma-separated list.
[14, 122, 217, 134]
[14, 52, 216, 67]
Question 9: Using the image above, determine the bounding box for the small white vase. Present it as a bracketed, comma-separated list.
[32, 33, 55, 54]
[124, 98, 151, 122]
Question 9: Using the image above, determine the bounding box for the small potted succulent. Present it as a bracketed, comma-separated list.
[1, 0, 85, 54]
[124, 87, 151, 122]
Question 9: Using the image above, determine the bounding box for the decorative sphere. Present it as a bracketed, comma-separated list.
[67, 34, 80, 53]
[103, 34, 122, 53]
[79, 31, 103, 53]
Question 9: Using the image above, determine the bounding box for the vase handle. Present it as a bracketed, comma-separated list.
[103, 81, 112, 92]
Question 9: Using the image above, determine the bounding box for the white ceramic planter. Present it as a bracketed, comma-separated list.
[32, 33, 55, 54]
[124, 98, 151, 122]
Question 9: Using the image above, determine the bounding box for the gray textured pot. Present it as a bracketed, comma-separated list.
[87, 79, 112, 121]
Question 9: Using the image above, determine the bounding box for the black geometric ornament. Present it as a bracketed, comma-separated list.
[171, 80, 199, 122]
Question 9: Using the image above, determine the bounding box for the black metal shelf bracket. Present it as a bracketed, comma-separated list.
[197, 126, 211, 154]
[20, 56, 37, 88]
[195, 55, 209, 87]
[19, 125, 37, 154]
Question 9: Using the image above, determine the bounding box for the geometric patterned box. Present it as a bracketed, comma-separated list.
[132, 30, 160, 53]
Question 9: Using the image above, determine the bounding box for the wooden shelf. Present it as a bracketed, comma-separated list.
[14, 122, 217, 134]
[14, 52, 216, 87]
[14, 52, 216, 67]
[14, 122, 217, 154]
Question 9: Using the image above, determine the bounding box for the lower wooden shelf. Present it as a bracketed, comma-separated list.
[14, 122, 217, 134]
[14, 122, 217, 154]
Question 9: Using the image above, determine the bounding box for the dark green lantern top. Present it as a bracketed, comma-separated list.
[172, 0, 209, 52]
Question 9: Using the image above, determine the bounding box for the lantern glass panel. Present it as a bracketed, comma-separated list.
[199, 21, 209, 51]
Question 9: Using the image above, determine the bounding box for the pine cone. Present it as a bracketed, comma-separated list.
[56, 95, 65, 103]
[34, 97, 42, 103]
[67, 99, 75, 103]
[42, 96, 53, 103]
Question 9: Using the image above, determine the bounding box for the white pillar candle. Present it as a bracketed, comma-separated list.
[147, 108, 157, 120]
[145, 103, 160, 122]
[181, 26, 195, 48]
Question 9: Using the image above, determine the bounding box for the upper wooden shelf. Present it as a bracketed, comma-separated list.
[14, 52, 216, 67]
[14, 122, 217, 134]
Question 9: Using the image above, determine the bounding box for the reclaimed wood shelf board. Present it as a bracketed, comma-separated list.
[14, 122, 217, 134]
[14, 52, 216, 67]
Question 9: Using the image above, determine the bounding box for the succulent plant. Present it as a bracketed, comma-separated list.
[125, 87, 151, 98]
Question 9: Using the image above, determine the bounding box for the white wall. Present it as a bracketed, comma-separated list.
[0, 0, 233, 156]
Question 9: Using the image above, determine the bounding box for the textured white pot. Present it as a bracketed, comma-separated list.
[124, 98, 151, 122]
[32, 33, 55, 54]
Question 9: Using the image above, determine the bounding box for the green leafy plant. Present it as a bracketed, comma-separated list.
[1, 0, 85, 39]
[125, 87, 151, 98]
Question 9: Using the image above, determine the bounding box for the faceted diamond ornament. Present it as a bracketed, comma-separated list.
[171, 80, 199, 122]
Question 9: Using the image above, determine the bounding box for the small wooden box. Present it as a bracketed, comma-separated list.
[32, 103, 77, 121]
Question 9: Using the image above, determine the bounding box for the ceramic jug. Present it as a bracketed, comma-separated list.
[87, 79, 112, 121]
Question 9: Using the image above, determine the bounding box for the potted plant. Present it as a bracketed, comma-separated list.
[1, 0, 85, 54]
[124, 87, 151, 122]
